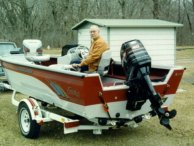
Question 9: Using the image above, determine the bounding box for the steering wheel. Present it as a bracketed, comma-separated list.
[67, 45, 89, 59]
[77, 46, 89, 59]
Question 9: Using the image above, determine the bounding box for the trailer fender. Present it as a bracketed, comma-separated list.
[18, 98, 42, 121]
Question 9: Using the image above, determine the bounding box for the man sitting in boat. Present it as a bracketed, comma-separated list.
[72, 25, 109, 73]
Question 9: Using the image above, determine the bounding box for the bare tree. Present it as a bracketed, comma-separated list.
[0, 0, 194, 46]
[152, 0, 160, 19]
[118, 0, 126, 18]
[183, 0, 193, 32]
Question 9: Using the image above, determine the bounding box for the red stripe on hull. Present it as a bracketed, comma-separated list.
[2, 62, 184, 106]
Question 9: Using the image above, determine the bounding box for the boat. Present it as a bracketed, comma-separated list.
[0, 39, 185, 138]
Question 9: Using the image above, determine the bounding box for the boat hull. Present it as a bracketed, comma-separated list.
[1, 55, 184, 120]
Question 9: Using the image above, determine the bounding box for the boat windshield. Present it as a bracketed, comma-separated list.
[0, 43, 16, 55]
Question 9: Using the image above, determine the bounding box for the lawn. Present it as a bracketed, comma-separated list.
[0, 48, 194, 146]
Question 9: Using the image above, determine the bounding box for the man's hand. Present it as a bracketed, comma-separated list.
[72, 64, 81, 68]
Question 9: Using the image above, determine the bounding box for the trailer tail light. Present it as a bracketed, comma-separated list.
[64, 121, 80, 128]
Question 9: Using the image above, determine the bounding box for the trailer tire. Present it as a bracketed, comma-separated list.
[18, 102, 40, 139]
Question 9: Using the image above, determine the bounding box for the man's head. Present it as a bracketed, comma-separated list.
[90, 25, 100, 40]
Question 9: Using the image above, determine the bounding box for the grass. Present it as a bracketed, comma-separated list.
[43, 48, 61, 55]
[0, 48, 194, 146]
[176, 48, 194, 59]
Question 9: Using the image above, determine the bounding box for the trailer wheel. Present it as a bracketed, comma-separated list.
[18, 102, 40, 139]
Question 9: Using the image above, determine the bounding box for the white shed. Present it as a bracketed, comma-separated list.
[72, 19, 183, 66]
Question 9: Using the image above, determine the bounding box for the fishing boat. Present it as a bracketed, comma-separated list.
[0, 39, 185, 138]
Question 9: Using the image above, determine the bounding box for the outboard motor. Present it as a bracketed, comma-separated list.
[120, 40, 176, 130]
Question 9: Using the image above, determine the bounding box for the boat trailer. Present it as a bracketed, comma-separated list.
[9, 88, 152, 138]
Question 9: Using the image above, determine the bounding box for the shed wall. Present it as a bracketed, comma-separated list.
[109, 27, 175, 66]
[77, 25, 175, 66]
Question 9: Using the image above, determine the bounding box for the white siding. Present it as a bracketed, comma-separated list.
[109, 28, 175, 66]
[76, 25, 176, 67]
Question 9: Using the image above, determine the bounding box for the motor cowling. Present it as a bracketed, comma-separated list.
[120, 39, 151, 80]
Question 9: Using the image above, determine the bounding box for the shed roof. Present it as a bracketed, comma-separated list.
[72, 19, 183, 30]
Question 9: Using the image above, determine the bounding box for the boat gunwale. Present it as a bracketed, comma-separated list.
[0, 55, 96, 78]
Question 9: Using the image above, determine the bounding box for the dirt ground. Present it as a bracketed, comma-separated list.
[0, 49, 194, 146]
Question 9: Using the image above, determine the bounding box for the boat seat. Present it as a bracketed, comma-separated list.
[23, 39, 50, 62]
[97, 50, 112, 76]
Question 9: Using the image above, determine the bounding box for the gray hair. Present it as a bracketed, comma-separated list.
[90, 25, 100, 32]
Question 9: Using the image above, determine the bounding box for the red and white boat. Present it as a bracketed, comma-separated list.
[0, 39, 185, 138]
